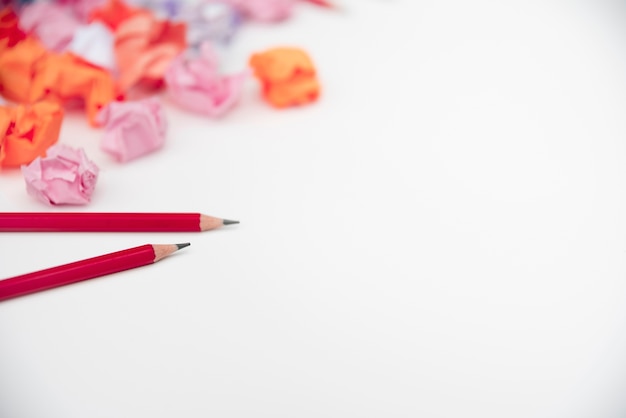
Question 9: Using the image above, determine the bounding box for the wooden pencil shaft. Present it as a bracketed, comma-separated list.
[0, 244, 157, 302]
[0, 212, 202, 232]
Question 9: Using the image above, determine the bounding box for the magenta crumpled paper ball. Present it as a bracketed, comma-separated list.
[21, 144, 99, 206]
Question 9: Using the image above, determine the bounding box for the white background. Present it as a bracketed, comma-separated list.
[2, 0, 626, 416]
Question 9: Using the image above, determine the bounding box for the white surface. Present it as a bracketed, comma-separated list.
[3, 0, 626, 416]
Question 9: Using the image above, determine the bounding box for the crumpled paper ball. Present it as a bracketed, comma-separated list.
[97, 96, 167, 162]
[18, 2, 81, 52]
[133, 0, 241, 45]
[164, 42, 246, 117]
[67, 22, 116, 71]
[0, 36, 47, 103]
[248, 46, 320, 108]
[223, 0, 295, 22]
[0, 101, 64, 168]
[131, 0, 183, 19]
[29, 52, 118, 126]
[113, 10, 187, 91]
[185, 1, 241, 46]
[90, 0, 186, 91]
[0, 6, 26, 48]
[89, 0, 139, 30]
[21, 144, 99, 206]
[0, 32, 117, 126]
[56, 0, 107, 22]
[134, 0, 241, 46]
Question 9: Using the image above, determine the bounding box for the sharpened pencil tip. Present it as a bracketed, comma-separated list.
[222, 219, 240, 225]
[176, 243, 191, 250]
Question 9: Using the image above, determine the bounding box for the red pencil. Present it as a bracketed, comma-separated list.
[0, 243, 190, 302]
[0, 212, 238, 232]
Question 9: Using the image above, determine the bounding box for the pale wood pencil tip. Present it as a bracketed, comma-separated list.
[153, 243, 190, 262]
[199, 214, 239, 231]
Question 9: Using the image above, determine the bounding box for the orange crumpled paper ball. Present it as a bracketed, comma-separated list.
[0, 36, 47, 103]
[0, 33, 117, 126]
[30, 52, 118, 126]
[90, 0, 187, 92]
[248, 47, 320, 108]
[0, 101, 64, 168]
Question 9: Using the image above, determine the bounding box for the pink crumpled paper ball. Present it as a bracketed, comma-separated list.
[19, 2, 81, 52]
[164, 42, 246, 117]
[56, 0, 108, 22]
[97, 97, 167, 162]
[223, 0, 296, 22]
[21, 144, 99, 206]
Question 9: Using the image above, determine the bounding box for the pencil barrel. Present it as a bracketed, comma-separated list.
[0, 213, 201, 232]
[0, 245, 155, 301]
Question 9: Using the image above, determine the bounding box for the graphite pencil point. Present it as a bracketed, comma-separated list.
[176, 243, 191, 250]
[222, 219, 240, 225]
